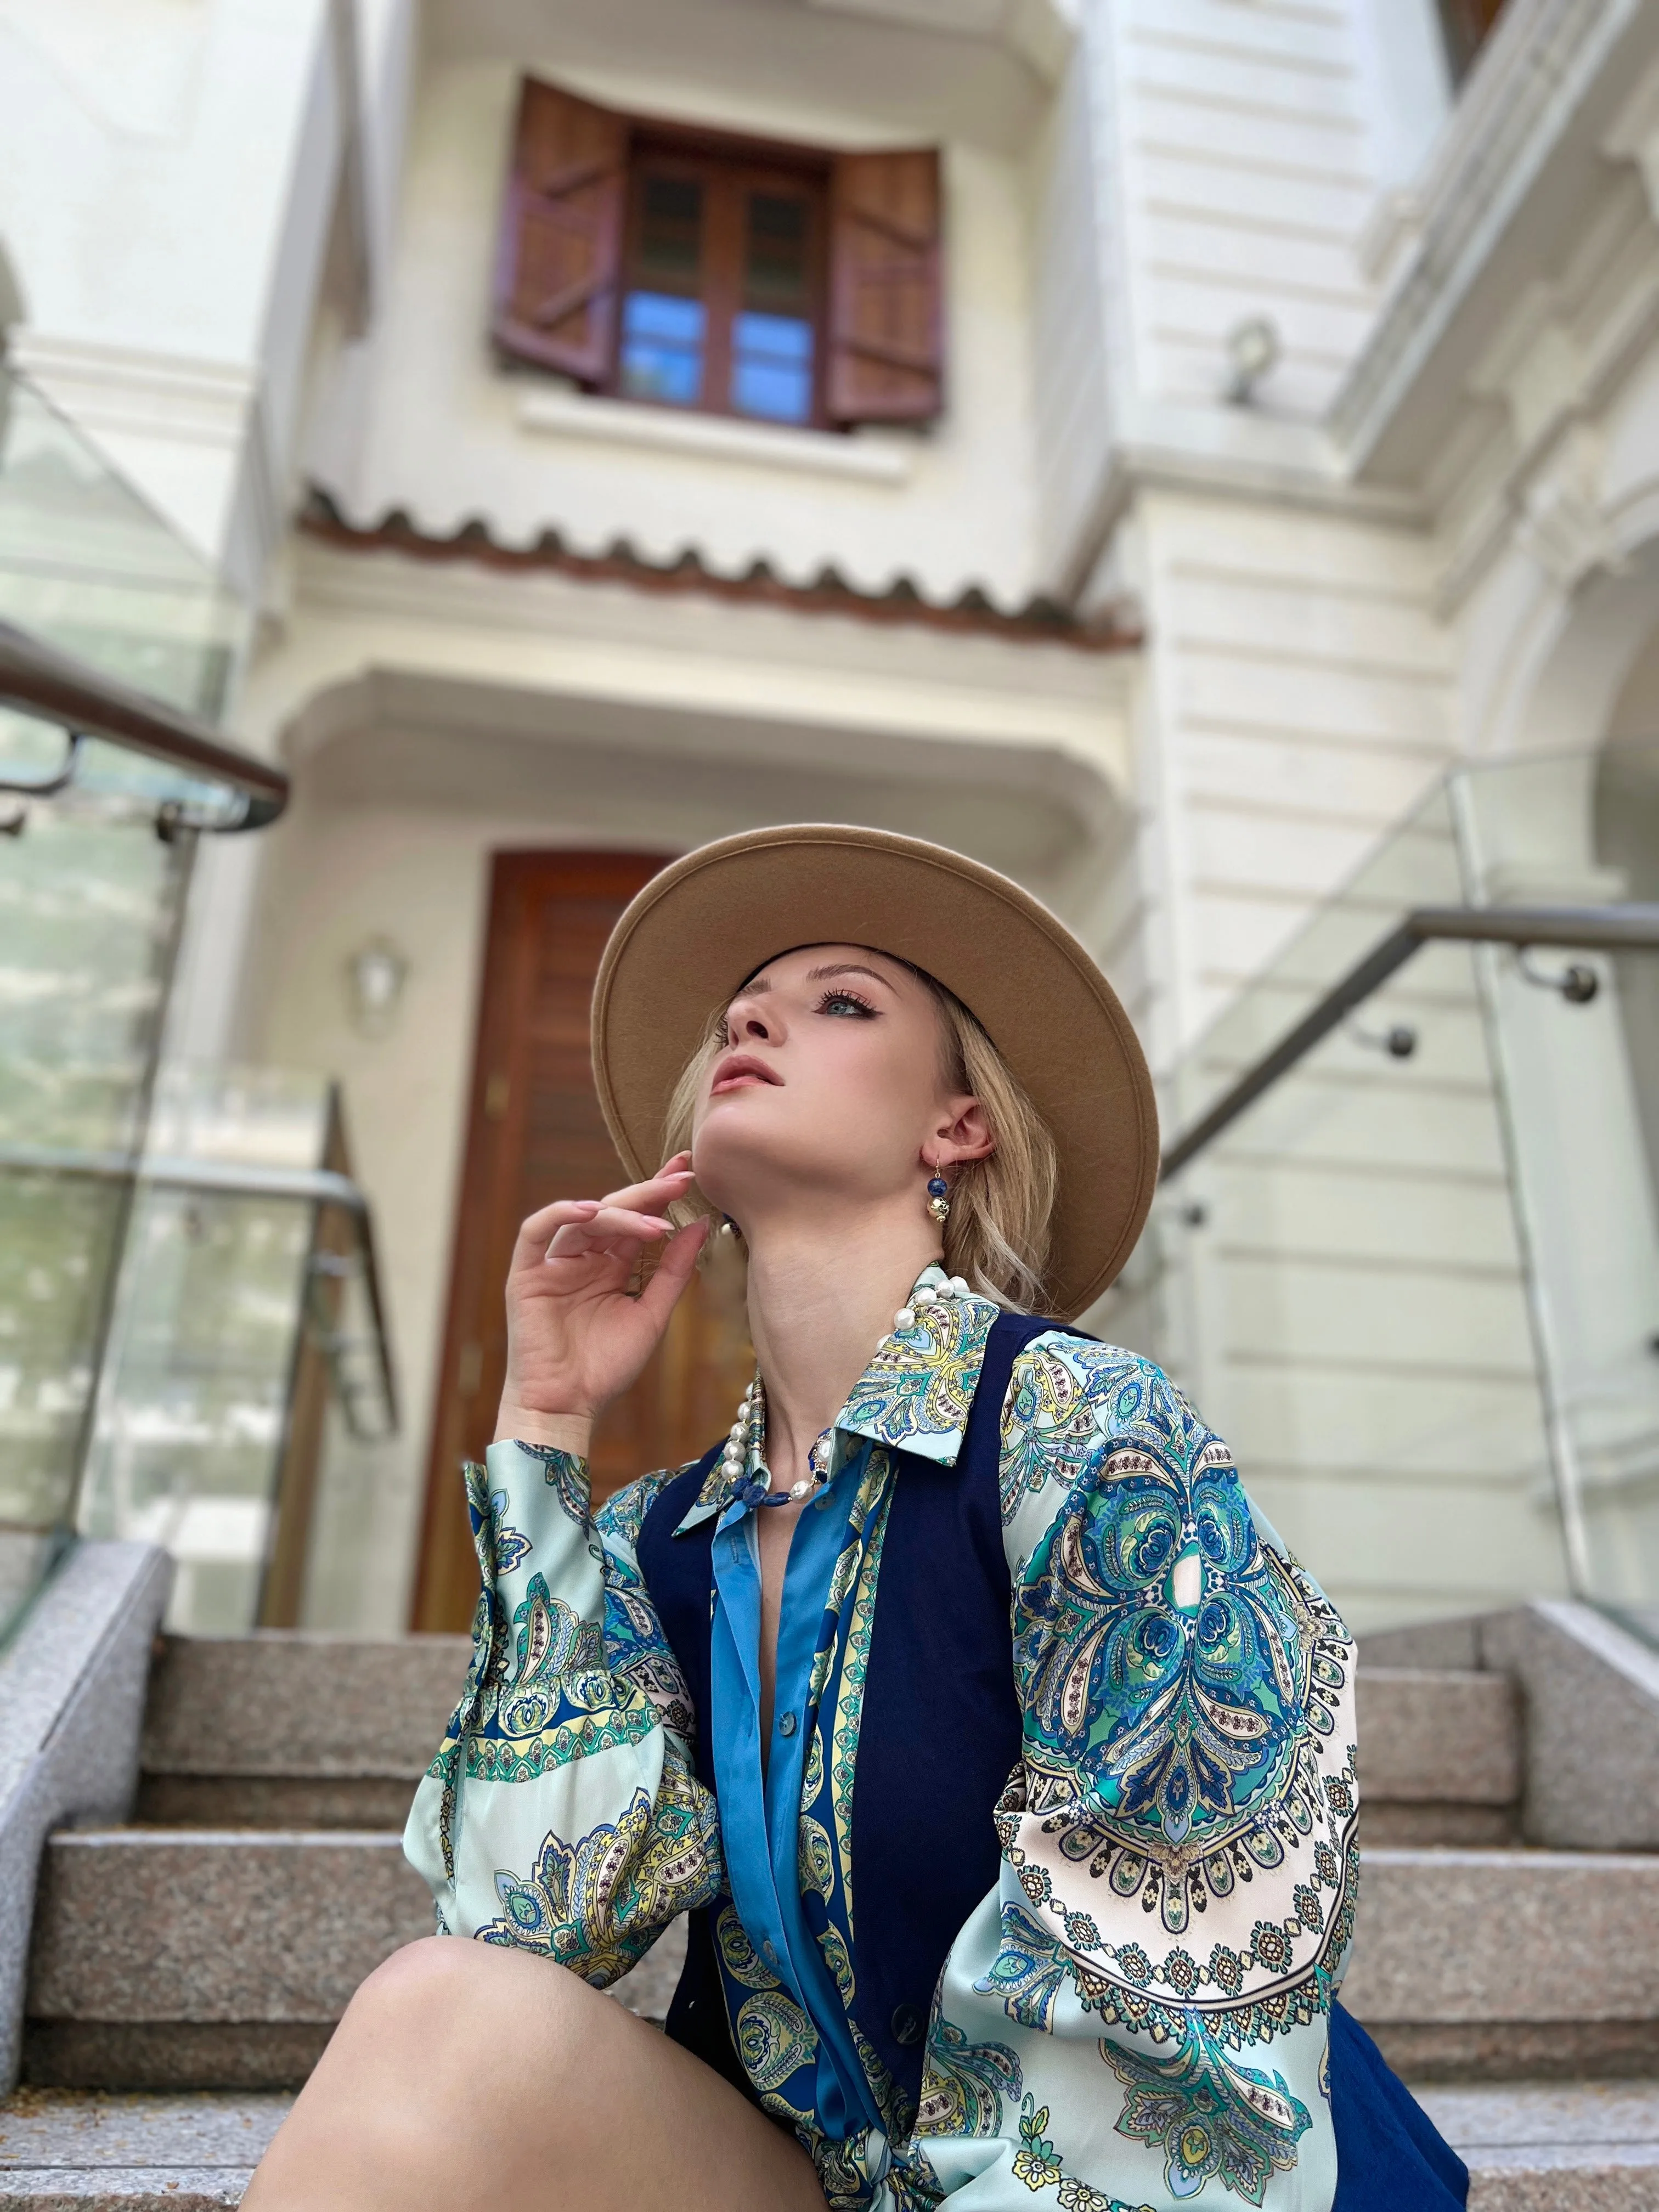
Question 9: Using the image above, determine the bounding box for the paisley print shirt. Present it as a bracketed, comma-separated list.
[404, 1266, 1359, 2212]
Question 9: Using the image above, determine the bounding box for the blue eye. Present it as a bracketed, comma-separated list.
[820, 991, 876, 1018]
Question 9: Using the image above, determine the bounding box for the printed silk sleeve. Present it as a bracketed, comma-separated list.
[403, 1440, 723, 1980]
[910, 1339, 1359, 2212]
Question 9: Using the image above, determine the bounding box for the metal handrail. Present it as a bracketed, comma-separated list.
[1160, 902, 1659, 1180]
[0, 1141, 397, 1437]
[0, 618, 288, 828]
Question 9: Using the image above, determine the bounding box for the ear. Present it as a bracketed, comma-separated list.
[929, 1094, 996, 1166]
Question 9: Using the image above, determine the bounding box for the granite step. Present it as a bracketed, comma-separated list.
[134, 1633, 470, 1831]
[1421, 2082, 1659, 2209]
[1345, 1848, 1659, 2080]
[1357, 1667, 1522, 1846]
[22, 1831, 427, 2092]
[134, 1645, 1523, 1841]
[27, 1822, 1659, 2094]
[22, 1829, 687, 2091]
[1, 2081, 1656, 2207]
[132, 1645, 1525, 1838]
[0, 2090, 288, 2207]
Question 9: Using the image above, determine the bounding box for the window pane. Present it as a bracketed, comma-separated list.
[625, 293, 706, 343]
[734, 311, 812, 365]
[621, 291, 706, 406]
[637, 174, 704, 284]
[744, 191, 809, 308]
[732, 309, 813, 423]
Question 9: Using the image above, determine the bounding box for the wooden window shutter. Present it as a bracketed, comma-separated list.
[494, 78, 629, 383]
[826, 149, 944, 425]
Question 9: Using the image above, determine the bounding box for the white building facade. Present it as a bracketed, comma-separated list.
[6, 0, 1658, 1640]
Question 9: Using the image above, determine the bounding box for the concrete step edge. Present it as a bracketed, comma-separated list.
[44, 1830, 407, 1849]
[139, 1762, 426, 1779]
[0, 2169, 253, 2205]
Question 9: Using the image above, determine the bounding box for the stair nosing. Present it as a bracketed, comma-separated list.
[46, 1829, 409, 1849]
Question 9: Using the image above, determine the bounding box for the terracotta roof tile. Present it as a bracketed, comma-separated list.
[298, 490, 1138, 653]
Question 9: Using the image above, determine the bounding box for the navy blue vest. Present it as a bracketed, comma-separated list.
[634, 1310, 1064, 2128]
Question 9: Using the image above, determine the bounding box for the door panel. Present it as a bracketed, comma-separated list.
[411, 849, 753, 1632]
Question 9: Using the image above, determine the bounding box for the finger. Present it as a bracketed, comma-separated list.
[595, 1164, 697, 1214]
[544, 1206, 676, 1259]
[635, 1217, 709, 1325]
[510, 1199, 600, 1267]
[516, 1174, 686, 1252]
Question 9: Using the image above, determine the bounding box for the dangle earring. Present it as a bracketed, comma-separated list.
[926, 1163, 951, 1224]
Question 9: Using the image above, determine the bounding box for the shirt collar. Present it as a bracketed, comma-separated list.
[674, 1263, 999, 1534]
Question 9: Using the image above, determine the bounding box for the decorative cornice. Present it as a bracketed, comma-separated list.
[1331, 0, 1650, 477]
[796, 0, 1075, 86]
[8, 331, 261, 449]
[297, 490, 1139, 654]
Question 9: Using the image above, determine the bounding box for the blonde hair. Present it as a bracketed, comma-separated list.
[661, 955, 1060, 1314]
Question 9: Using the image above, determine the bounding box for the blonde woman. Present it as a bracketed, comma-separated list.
[247, 827, 1464, 2212]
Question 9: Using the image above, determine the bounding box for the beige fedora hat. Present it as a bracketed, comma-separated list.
[590, 825, 1158, 1318]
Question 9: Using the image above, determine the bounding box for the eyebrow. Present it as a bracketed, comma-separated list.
[739, 961, 898, 997]
[808, 962, 897, 989]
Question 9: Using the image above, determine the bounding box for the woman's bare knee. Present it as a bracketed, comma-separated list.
[246, 1939, 609, 2208]
[246, 1937, 825, 2212]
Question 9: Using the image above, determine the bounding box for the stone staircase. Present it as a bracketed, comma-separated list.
[2, 1626, 1657, 2205]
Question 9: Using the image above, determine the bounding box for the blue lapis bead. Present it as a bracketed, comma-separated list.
[927, 1176, 949, 1199]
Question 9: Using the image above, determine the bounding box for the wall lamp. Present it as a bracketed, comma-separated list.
[346, 936, 410, 1039]
[1224, 315, 1282, 405]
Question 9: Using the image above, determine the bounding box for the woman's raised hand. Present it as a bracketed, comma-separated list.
[494, 1153, 709, 1452]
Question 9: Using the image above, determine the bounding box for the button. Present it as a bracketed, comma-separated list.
[814, 1493, 832, 1510]
[891, 2002, 924, 2047]
[778, 1711, 798, 1737]
[763, 1940, 779, 1968]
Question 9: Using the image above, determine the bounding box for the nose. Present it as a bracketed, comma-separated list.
[726, 994, 772, 1042]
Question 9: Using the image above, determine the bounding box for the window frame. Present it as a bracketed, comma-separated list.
[1437, 0, 1509, 86]
[606, 128, 832, 431]
[491, 79, 945, 432]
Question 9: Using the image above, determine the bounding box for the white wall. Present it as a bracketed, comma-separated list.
[1128, 491, 1454, 1062]
[1096, 0, 1384, 426]
[0, 0, 381, 597]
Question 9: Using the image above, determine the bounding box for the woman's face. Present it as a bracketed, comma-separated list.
[690, 943, 985, 1224]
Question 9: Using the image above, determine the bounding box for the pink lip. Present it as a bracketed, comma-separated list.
[710, 1053, 781, 1095]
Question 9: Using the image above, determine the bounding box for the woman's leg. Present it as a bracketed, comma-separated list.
[241, 1937, 829, 2212]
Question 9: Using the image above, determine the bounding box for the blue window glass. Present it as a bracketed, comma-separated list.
[731, 309, 813, 424]
[620, 291, 707, 407]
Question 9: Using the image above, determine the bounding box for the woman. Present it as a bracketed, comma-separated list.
[246, 826, 1466, 2212]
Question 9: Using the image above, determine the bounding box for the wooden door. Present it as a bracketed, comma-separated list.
[411, 850, 754, 1632]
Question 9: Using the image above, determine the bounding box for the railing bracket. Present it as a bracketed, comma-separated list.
[1347, 1019, 1418, 1058]
[1517, 947, 1600, 1003]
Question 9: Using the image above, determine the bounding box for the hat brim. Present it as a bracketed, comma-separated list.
[590, 825, 1158, 1318]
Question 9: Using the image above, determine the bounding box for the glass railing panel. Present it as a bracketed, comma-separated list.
[1114, 755, 1584, 1636]
[77, 1176, 315, 1634]
[0, 368, 257, 1638]
[0, 368, 247, 720]
[1172, 780, 1464, 1133]
[1447, 747, 1659, 1629]
[1135, 738, 1659, 1636]
[75, 1065, 398, 1635]
[0, 770, 195, 1637]
[1142, 941, 1564, 1638]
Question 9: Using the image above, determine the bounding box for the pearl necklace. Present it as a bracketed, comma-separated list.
[722, 1271, 974, 1508]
